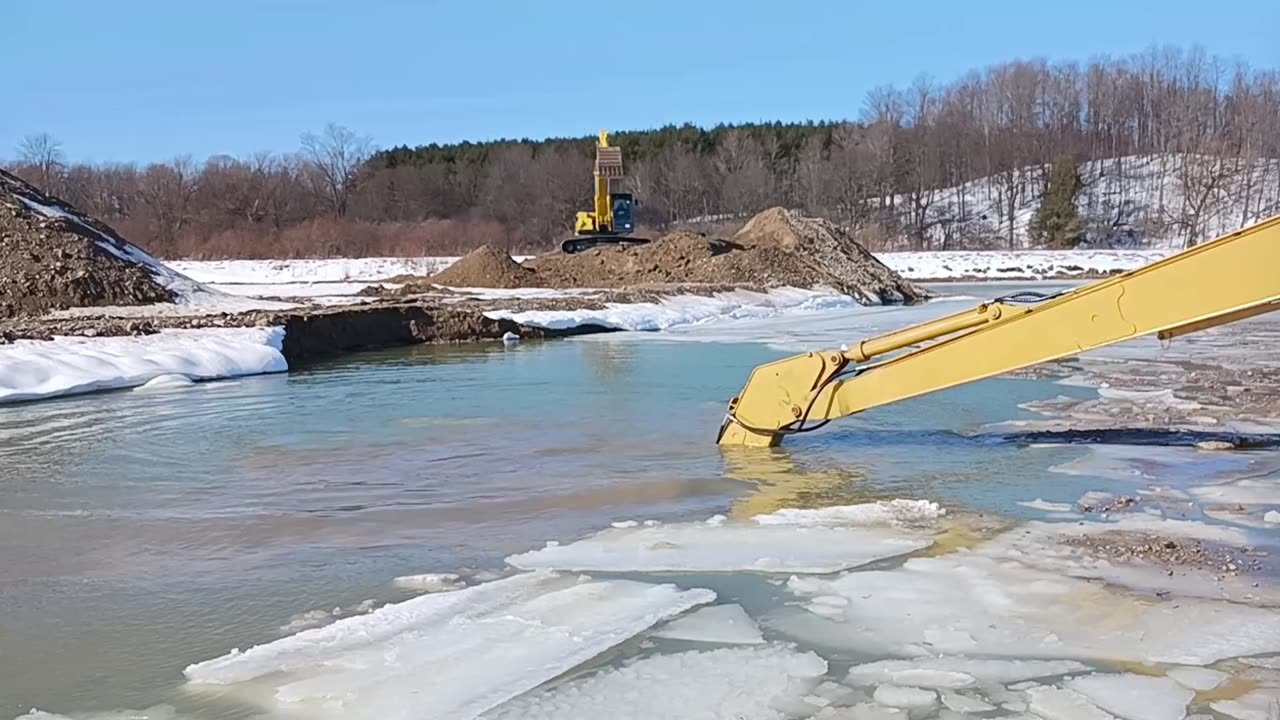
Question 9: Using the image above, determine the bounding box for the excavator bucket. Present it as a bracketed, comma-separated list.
[596, 146, 624, 178]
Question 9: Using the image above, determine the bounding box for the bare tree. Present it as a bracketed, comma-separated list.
[18, 132, 66, 194]
[300, 123, 373, 218]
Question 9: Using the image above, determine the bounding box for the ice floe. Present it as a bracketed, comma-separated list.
[1165, 666, 1229, 691]
[872, 684, 937, 709]
[391, 572, 465, 593]
[650, 603, 766, 645]
[0, 327, 287, 404]
[1067, 673, 1194, 720]
[484, 287, 861, 332]
[845, 658, 1088, 685]
[1027, 686, 1118, 720]
[751, 499, 944, 527]
[507, 503, 941, 574]
[774, 549, 1280, 665]
[1211, 688, 1280, 720]
[1017, 498, 1076, 512]
[183, 570, 713, 719]
[479, 643, 827, 720]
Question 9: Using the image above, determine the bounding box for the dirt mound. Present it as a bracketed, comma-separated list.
[523, 209, 925, 303]
[732, 207, 923, 302]
[0, 169, 174, 318]
[427, 244, 538, 289]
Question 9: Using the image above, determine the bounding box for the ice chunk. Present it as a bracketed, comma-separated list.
[776, 552, 1280, 665]
[940, 689, 997, 712]
[184, 570, 713, 719]
[1018, 499, 1075, 512]
[507, 516, 934, 574]
[814, 704, 907, 719]
[480, 644, 826, 720]
[1027, 686, 1117, 720]
[872, 685, 937, 708]
[134, 373, 195, 390]
[752, 499, 945, 527]
[1164, 666, 1228, 691]
[650, 603, 765, 645]
[484, 287, 861, 332]
[1240, 655, 1280, 669]
[844, 662, 975, 689]
[845, 658, 1088, 685]
[611, 520, 639, 528]
[1265, 511, 1280, 524]
[1067, 674, 1193, 720]
[14, 708, 177, 720]
[0, 327, 286, 404]
[392, 572, 465, 593]
[1211, 688, 1280, 720]
[1190, 479, 1280, 505]
[980, 516, 1280, 606]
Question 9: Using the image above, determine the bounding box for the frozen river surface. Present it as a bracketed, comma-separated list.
[4, 283, 1280, 720]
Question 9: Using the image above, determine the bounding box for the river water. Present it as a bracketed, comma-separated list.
[3, 282, 1278, 719]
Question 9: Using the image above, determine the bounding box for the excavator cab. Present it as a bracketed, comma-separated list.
[561, 130, 650, 254]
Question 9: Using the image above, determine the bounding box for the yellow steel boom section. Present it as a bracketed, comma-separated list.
[717, 215, 1280, 447]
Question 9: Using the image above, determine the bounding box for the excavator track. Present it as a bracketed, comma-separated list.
[561, 235, 651, 254]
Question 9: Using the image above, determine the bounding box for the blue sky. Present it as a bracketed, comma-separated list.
[6, 0, 1275, 164]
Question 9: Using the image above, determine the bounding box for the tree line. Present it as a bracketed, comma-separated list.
[8, 45, 1280, 258]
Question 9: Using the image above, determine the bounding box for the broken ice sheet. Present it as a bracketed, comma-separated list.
[981, 515, 1280, 606]
[183, 570, 714, 720]
[650, 603, 765, 645]
[1067, 673, 1194, 720]
[772, 548, 1280, 665]
[506, 503, 941, 573]
[479, 644, 827, 720]
[1211, 688, 1280, 720]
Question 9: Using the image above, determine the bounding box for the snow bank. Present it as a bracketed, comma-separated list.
[480, 644, 827, 720]
[0, 327, 286, 403]
[484, 287, 861, 331]
[650, 603, 765, 645]
[506, 505, 940, 574]
[183, 570, 713, 720]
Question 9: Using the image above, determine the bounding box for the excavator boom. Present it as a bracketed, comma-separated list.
[717, 215, 1280, 447]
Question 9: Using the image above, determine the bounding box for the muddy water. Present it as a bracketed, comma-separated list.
[1, 282, 1275, 717]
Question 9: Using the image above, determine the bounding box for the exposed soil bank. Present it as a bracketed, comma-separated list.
[0, 300, 614, 364]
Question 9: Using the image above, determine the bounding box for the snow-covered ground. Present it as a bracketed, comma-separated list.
[0, 328, 286, 404]
[878, 248, 1171, 280]
[882, 153, 1280, 250]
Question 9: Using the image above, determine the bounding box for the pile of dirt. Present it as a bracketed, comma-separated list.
[0, 169, 173, 318]
[426, 244, 536, 289]
[732, 208, 923, 302]
[417, 208, 926, 304]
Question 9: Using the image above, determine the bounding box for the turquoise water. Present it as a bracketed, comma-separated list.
[0, 291, 1237, 717]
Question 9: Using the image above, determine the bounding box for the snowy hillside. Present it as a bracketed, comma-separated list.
[889, 154, 1280, 250]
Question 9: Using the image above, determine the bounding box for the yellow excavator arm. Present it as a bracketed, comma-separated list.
[718, 215, 1280, 447]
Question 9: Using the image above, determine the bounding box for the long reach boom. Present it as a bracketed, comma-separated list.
[717, 215, 1280, 447]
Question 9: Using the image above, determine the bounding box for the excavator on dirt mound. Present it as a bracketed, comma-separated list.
[716, 215, 1280, 447]
[561, 130, 651, 254]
